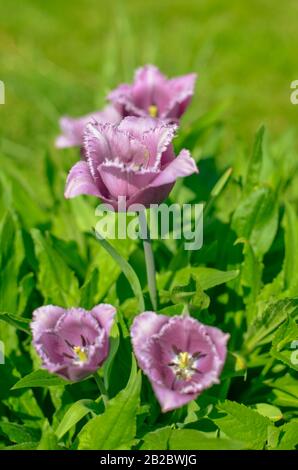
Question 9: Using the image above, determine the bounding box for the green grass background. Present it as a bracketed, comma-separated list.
[0, 0, 297, 148]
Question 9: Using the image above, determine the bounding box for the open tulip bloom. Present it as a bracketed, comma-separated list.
[131, 312, 229, 412]
[108, 64, 197, 121]
[31, 304, 116, 381]
[64, 116, 198, 209]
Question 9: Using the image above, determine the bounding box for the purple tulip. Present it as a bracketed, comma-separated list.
[131, 312, 229, 412]
[64, 117, 198, 209]
[108, 65, 197, 121]
[31, 304, 116, 381]
[56, 105, 121, 148]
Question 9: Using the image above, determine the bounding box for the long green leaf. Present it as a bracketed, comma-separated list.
[0, 311, 31, 334]
[12, 369, 68, 390]
[56, 399, 100, 440]
[93, 229, 145, 311]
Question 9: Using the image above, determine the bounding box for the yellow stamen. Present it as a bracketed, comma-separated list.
[73, 346, 88, 363]
[178, 352, 191, 369]
[148, 105, 158, 118]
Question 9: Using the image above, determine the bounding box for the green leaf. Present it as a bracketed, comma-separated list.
[37, 421, 59, 450]
[3, 442, 38, 450]
[93, 229, 144, 311]
[80, 268, 100, 309]
[77, 358, 141, 450]
[140, 427, 173, 450]
[264, 374, 298, 408]
[244, 125, 265, 193]
[55, 399, 99, 440]
[17, 272, 35, 315]
[275, 421, 298, 450]
[12, 369, 68, 390]
[169, 429, 245, 450]
[0, 421, 39, 444]
[245, 298, 298, 352]
[232, 186, 278, 258]
[0, 212, 22, 316]
[158, 304, 185, 316]
[253, 404, 283, 422]
[270, 316, 298, 370]
[171, 266, 239, 291]
[103, 321, 120, 389]
[0, 311, 31, 334]
[31, 229, 80, 306]
[237, 239, 263, 323]
[210, 167, 233, 198]
[170, 275, 210, 310]
[215, 400, 271, 449]
[283, 202, 298, 294]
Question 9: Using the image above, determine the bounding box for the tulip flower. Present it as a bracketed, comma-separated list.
[108, 65, 197, 121]
[64, 116, 198, 209]
[131, 312, 229, 412]
[56, 105, 121, 148]
[31, 304, 116, 381]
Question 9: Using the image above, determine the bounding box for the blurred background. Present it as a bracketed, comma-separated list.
[0, 0, 297, 144]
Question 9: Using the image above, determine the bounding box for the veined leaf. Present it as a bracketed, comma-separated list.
[12, 369, 68, 390]
[0, 421, 39, 444]
[140, 427, 173, 450]
[245, 298, 298, 352]
[77, 358, 141, 450]
[169, 429, 245, 450]
[270, 316, 298, 370]
[215, 400, 271, 450]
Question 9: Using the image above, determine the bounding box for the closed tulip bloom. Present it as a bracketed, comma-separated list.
[131, 312, 229, 412]
[64, 117, 198, 209]
[31, 304, 116, 381]
[56, 105, 121, 148]
[108, 65, 197, 121]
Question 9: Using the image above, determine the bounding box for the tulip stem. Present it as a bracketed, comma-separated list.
[93, 373, 108, 407]
[139, 212, 158, 311]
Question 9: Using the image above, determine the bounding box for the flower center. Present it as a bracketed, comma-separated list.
[168, 349, 206, 381]
[73, 346, 88, 364]
[148, 104, 158, 117]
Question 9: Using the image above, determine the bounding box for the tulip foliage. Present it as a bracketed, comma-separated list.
[0, 64, 297, 451]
